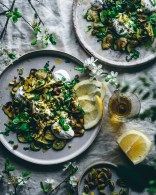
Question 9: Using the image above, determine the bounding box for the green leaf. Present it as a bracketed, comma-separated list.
[20, 123, 30, 132]
[75, 65, 86, 73]
[6, 8, 22, 23]
[120, 84, 129, 93]
[44, 61, 50, 72]
[4, 159, 15, 173]
[149, 13, 156, 25]
[40, 182, 52, 193]
[141, 92, 150, 100]
[31, 39, 37, 46]
[126, 50, 140, 62]
[22, 171, 31, 178]
[7, 52, 16, 59]
[49, 33, 57, 45]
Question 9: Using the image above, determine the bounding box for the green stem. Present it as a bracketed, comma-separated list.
[27, 0, 44, 26]
[0, 2, 33, 29]
[49, 172, 74, 194]
[0, 0, 16, 40]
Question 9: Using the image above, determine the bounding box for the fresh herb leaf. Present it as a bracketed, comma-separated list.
[22, 171, 31, 178]
[4, 159, 15, 173]
[149, 13, 156, 25]
[6, 8, 22, 23]
[44, 61, 50, 72]
[31, 39, 37, 46]
[126, 50, 140, 62]
[7, 52, 16, 59]
[49, 33, 57, 45]
[75, 65, 86, 73]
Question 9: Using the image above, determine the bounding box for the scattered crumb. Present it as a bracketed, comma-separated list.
[13, 144, 18, 150]
[8, 140, 14, 145]
[68, 145, 72, 149]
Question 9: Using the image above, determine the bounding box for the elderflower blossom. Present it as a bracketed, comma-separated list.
[69, 176, 78, 188]
[82, 57, 119, 86]
[17, 177, 28, 186]
[45, 178, 56, 186]
[84, 57, 97, 70]
[105, 71, 118, 86]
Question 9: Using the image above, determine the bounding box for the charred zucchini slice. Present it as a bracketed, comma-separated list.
[2, 102, 14, 118]
[30, 143, 41, 151]
[45, 131, 55, 141]
[17, 134, 28, 143]
[52, 140, 66, 151]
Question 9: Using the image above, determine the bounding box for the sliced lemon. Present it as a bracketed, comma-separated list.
[78, 95, 104, 129]
[74, 79, 106, 99]
[117, 130, 152, 164]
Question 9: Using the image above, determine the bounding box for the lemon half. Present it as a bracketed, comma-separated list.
[117, 130, 152, 164]
[74, 79, 106, 100]
[78, 95, 104, 129]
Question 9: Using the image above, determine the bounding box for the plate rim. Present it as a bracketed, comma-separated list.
[0, 49, 103, 165]
[72, 0, 156, 68]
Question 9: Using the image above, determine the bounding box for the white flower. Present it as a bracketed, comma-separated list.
[69, 176, 78, 188]
[45, 178, 56, 185]
[18, 177, 27, 186]
[84, 57, 97, 69]
[105, 71, 118, 86]
[89, 64, 106, 81]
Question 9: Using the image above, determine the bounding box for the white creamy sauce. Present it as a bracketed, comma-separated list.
[113, 18, 134, 36]
[52, 122, 74, 140]
[15, 86, 24, 99]
[53, 69, 71, 81]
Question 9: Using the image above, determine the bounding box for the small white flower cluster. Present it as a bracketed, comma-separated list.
[44, 178, 56, 187]
[83, 57, 118, 86]
[69, 176, 78, 188]
[17, 177, 28, 186]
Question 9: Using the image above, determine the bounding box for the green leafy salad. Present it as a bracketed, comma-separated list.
[84, 0, 156, 61]
[2, 63, 85, 151]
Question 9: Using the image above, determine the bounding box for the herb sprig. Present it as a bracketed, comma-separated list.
[0, 159, 31, 195]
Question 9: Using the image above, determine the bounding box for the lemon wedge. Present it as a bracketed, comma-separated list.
[117, 130, 152, 164]
[78, 95, 104, 129]
[74, 79, 106, 100]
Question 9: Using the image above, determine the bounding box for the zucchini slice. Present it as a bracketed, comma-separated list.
[52, 140, 66, 151]
[45, 131, 55, 141]
[17, 134, 28, 143]
[30, 143, 41, 151]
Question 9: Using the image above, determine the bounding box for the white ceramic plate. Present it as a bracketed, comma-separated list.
[73, 0, 156, 68]
[0, 50, 104, 165]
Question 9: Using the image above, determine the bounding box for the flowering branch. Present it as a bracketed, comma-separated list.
[40, 162, 78, 194]
[76, 57, 119, 87]
[27, 0, 44, 26]
[0, 0, 16, 40]
[0, 1, 57, 47]
[0, 159, 31, 195]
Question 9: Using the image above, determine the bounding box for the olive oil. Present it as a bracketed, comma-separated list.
[109, 95, 132, 117]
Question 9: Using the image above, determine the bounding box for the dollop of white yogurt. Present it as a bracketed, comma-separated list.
[53, 69, 70, 81]
[52, 122, 74, 140]
[15, 86, 24, 99]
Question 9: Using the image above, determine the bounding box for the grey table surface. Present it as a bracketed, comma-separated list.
[0, 0, 156, 194]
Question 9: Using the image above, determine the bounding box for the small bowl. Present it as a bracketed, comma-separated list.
[78, 161, 130, 195]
